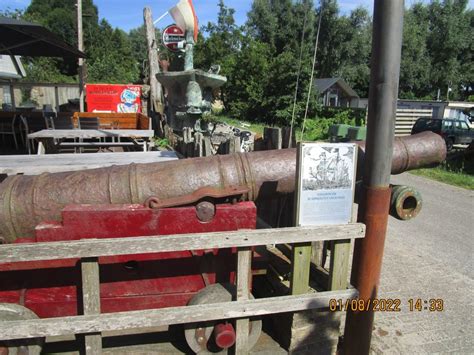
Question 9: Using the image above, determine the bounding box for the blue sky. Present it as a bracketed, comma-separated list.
[1, 0, 473, 32]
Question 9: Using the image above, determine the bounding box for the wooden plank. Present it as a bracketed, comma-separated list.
[396, 108, 432, 112]
[328, 240, 351, 290]
[235, 247, 252, 354]
[28, 129, 154, 139]
[0, 151, 178, 175]
[0, 224, 365, 264]
[59, 142, 136, 147]
[0, 289, 358, 340]
[290, 243, 312, 295]
[81, 258, 102, 354]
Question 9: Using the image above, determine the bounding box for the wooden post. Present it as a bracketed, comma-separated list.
[328, 240, 351, 290]
[290, 143, 311, 295]
[54, 86, 60, 112]
[263, 127, 282, 150]
[143, 7, 163, 116]
[281, 127, 296, 149]
[290, 243, 312, 295]
[229, 135, 241, 153]
[235, 247, 252, 354]
[77, 0, 85, 112]
[9, 83, 16, 110]
[328, 202, 355, 290]
[80, 257, 102, 354]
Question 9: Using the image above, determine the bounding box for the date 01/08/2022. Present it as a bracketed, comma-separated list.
[329, 298, 444, 312]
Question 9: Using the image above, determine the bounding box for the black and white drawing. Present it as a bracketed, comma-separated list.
[296, 143, 357, 226]
[302, 145, 354, 191]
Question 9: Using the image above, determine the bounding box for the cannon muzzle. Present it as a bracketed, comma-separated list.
[0, 132, 445, 242]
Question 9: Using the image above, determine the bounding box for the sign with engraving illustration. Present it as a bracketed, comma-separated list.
[296, 142, 357, 226]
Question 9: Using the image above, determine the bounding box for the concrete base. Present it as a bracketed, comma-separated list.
[271, 309, 341, 354]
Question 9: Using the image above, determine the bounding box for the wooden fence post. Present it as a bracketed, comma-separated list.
[263, 127, 282, 150]
[81, 257, 102, 354]
[235, 247, 252, 354]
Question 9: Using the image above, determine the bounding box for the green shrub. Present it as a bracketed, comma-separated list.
[299, 107, 366, 141]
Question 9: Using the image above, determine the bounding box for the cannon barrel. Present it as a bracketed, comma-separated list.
[390, 185, 422, 220]
[0, 132, 445, 242]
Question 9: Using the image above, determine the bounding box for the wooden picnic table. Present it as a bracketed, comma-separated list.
[27, 129, 155, 154]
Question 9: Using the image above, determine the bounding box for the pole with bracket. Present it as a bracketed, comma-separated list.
[343, 1, 405, 354]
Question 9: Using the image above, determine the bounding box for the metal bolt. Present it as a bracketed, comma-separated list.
[197, 336, 205, 343]
[195, 201, 215, 223]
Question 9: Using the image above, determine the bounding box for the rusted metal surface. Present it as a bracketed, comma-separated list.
[343, 186, 392, 353]
[0, 133, 445, 242]
[343, 1, 405, 353]
[195, 201, 216, 223]
[390, 185, 422, 220]
[355, 183, 423, 221]
[144, 185, 249, 209]
[355, 131, 446, 179]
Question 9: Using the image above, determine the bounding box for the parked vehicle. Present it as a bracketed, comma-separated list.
[411, 117, 474, 151]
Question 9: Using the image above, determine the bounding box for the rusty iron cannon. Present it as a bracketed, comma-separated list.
[0, 131, 445, 243]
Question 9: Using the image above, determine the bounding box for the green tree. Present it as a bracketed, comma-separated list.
[337, 7, 372, 97]
[399, 3, 430, 99]
[194, 1, 243, 108]
[242, 0, 320, 124]
[87, 20, 139, 83]
[427, 0, 472, 100]
[24, 0, 99, 80]
[6, 0, 141, 84]
[128, 25, 162, 83]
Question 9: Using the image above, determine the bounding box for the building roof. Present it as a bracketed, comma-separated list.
[315, 78, 359, 98]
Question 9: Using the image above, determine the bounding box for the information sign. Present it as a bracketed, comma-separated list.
[295, 143, 357, 226]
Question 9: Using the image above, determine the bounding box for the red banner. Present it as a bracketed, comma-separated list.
[86, 84, 141, 113]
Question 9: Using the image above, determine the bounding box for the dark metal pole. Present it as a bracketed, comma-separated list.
[343, 1, 404, 354]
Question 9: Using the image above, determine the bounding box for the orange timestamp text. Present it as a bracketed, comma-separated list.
[329, 298, 444, 312]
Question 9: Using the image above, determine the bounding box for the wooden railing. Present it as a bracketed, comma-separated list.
[0, 224, 365, 354]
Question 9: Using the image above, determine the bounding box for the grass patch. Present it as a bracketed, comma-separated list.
[411, 150, 474, 190]
[411, 167, 474, 190]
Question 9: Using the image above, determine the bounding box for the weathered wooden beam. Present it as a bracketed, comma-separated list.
[0, 289, 358, 341]
[80, 258, 102, 354]
[0, 224, 365, 263]
[235, 247, 252, 354]
[328, 240, 351, 290]
[143, 7, 163, 114]
[290, 242, 312, 295]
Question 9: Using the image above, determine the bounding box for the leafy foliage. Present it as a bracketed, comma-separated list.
[2, 0, 141, 84]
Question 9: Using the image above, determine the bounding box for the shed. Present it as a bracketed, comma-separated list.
[315, 78, 359, 108]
